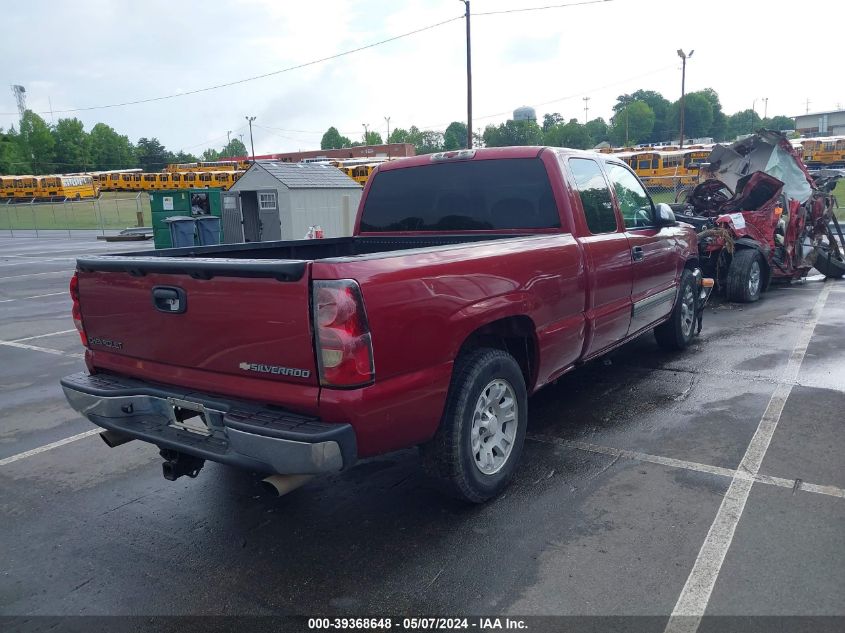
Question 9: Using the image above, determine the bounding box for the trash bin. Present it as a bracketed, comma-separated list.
[163, 216, 197, 248]
[195, 215, 222, 246]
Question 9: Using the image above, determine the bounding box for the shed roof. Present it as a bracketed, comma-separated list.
[254, 161, 361, 189]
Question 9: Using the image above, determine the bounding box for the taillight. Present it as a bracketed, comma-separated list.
[313, 279, 374, 388]
[69, 272, 88, 347]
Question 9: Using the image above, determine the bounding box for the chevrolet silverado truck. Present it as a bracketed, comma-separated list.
[62, 147, 708, 502]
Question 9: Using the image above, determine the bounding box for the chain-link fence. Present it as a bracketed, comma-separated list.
[640, 175, 697, 206]
[0, 194, 151, 238]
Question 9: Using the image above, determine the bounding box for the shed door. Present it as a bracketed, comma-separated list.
[257, 190, 282, 241]
[221, 191, 243, 243]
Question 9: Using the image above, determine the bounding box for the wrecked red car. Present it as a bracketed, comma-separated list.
[673, 130, 844, 302]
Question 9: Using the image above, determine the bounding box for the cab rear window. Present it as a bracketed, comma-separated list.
[359, 158, 560, 232]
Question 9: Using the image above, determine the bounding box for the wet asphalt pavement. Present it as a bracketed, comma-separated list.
[0, 237, 843, 628]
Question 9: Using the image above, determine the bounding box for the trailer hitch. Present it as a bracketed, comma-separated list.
[160, 449, 205, 481]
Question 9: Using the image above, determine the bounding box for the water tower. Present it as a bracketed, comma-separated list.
[513, 106, 537, 122]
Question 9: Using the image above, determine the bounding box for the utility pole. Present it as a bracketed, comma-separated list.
[460, 0, 472, 149]
[384, 116, 391, 146]
[762, 97, 768, 120]
[582, 97, 590, 124]
[805, 98, 811, 114]
[625, 103, 629, 146]
[245, 116, 256, 158]
[226, 130, 232, 144]
[362, 123, 369, 145]
[751, 98, 758, 133]
[677, 49, 694, 148]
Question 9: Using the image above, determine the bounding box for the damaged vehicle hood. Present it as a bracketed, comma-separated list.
[703, 130, 814, 203]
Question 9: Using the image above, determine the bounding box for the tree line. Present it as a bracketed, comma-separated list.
[0, 110, 248, 175]
[2, 86, 796, 175]
[321, 87, 795, 154]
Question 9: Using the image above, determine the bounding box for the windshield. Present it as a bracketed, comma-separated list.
[359, 158, 560, 232]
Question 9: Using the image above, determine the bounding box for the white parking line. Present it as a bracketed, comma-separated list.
[0, 339, 84, 358]
[0, 270, 73, 281]
[664, 281, 832, 633]
[528, 435, 845, 500]
[12, 329, 76, 342]
[0, 429, 101, 467]
[0, 291, 69, 303]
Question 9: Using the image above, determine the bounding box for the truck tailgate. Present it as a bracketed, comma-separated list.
[76, 265, 318, 388]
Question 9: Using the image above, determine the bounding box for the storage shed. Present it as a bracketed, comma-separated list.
[222, 161, 362, 243]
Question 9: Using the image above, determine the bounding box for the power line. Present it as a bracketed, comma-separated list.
[475, 0, 613, 16]
[0, 15, 463, 117]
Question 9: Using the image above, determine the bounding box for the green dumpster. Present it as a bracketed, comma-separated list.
[149, 189, 223, 249]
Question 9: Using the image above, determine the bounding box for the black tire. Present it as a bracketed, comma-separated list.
[421, 347, 527, 503]
[814, 247, 845, 279]
[726, 248, 764, 303]
[654, 269, 697, 351]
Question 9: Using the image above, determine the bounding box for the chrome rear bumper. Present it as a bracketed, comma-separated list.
[61, 372, 356, 475]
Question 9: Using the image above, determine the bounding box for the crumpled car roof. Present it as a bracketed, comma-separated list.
[702, 130, 814, 203]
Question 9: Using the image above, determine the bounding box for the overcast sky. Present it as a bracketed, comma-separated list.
[2, 0, 841, 155]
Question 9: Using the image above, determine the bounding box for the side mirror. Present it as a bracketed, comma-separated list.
[656, 202, 677, 226]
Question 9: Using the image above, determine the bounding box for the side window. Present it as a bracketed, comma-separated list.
[606, 163, 655, 229]
[569, 158, 617, 234]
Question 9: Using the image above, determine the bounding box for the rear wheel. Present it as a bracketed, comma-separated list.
[726, 249, 764, 303]
[814, 246, 845, 279]
[654, 269, 697, 351]
[421, 348, 527, 503]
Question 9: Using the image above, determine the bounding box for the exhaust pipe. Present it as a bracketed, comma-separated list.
[261, 474, 314, 497]
[100, 430, 135, 448]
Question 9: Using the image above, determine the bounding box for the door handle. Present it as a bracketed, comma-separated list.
[632, 246, 644, 262]
[152, 286, 187, 314]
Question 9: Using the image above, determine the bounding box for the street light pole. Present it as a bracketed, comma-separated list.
[677, 49, 694, 149]
[751, 98, 758, 133]
[384, 116, 391, 146]
[763, 97, 768, 120]
[362, 123, 369, 146]
[460, 0, 472, 148]
[245, 116, 256, 158]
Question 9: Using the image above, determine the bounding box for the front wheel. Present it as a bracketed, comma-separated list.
[814, 246, 845, 279]
[654, 269, 697, 351]
[421, 348, 527, 503]
[726, 248, 765, 303]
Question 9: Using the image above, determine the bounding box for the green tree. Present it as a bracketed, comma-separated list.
[321, 126, 351, 149]
[364, 130, 383, 145]
[482, 120, 543, 147]
[668, 92, 714, 140]
[136, 137, 173, 171]
[53, 118, 91, 172]
[697, 88, 726, 140]
[0, 127, 30, 174]
[727, 109, 762, 139]
[542, 112, 565, 132]
[221, 138, 247, 158]
[443, 121, 469, 150]
[387, 128, 409, 144]
[89, 123, 135, 170]
[627, 90, 671, 143]
[201, 148, 221, 162]
[171, 150, 199, 163]
[545, 119, 591, 149]
[19, 110, 55, 174]
[766, 115, 795, 133]
[610, 100, 655, 145]
[585, 118, 609, 145]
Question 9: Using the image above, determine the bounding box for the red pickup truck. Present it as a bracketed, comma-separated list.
[62, 147, 707, 502]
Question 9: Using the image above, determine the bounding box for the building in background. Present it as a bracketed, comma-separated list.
[794, 110, 845, 137]
[222, 161, 362, 243]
